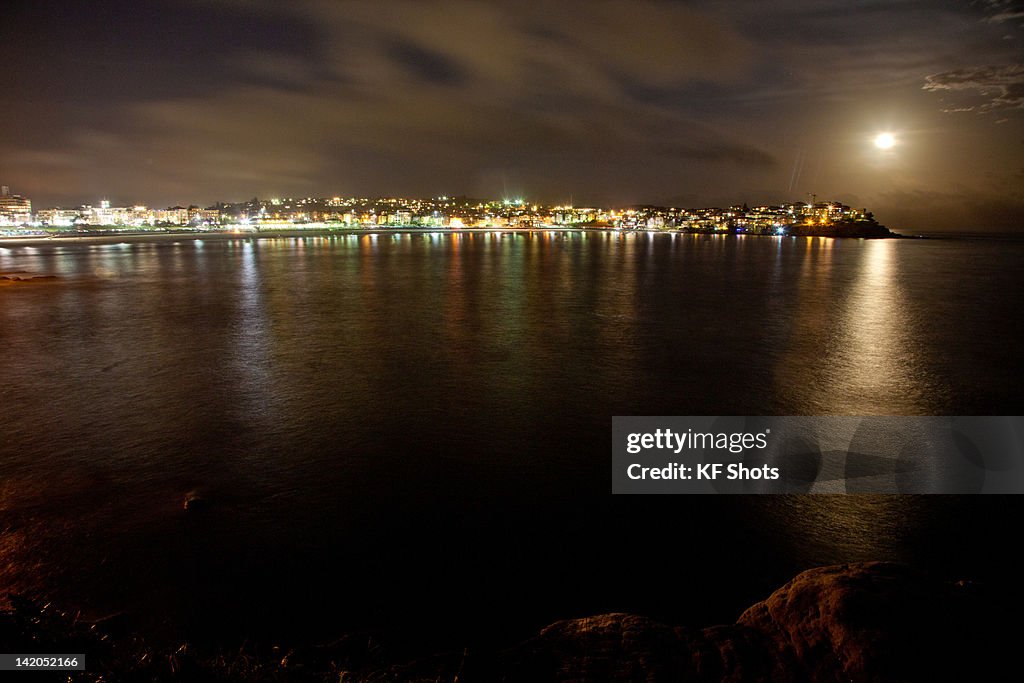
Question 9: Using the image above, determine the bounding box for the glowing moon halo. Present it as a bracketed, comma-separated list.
[874, 132, 896, 150]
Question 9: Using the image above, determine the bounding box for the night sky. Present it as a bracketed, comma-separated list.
[3, 0, 1022, 231]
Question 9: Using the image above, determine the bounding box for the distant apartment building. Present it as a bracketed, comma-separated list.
[0, 186, 32, 225]
[185, 206, 220, 225]
[36, 208, 80, 226]
[156, 207, 189, 225]
[78, 201, 145, 226]
[78, 200, 112, 225]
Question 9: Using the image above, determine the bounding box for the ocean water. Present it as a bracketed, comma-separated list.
[1, 231, 1021, 648]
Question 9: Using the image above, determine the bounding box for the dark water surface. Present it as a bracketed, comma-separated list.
[1, 232, 1022, 648]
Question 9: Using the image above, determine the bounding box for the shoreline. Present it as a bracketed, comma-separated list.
[0, 225, 910, 248]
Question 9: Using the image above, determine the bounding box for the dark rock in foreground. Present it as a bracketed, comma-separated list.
[1, 562, 1010, 681]
[386, 562, 1008, 682]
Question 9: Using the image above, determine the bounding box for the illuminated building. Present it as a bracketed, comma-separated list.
[0, 186, 32, 225]
[188, 206, 220, 226]
[156, 207, 189, 225]
[36, 208, 79, 227]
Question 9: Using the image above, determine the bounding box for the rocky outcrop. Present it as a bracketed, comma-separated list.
[789, 221, 895, 238]
[381, 562, 1006, 682]
[2, 562, 1008, 682]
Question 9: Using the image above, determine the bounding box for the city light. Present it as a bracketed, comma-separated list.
[0, 187, 889, 238]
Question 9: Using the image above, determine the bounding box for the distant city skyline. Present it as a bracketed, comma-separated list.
[1, 185, 888, 238]
[3, 1, 1022, 231]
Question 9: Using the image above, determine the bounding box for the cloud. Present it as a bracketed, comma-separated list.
[988, 10, 1024, 23]
[384, 39, 469, 86]
[923, 64, 1024, 112]
[6, 0, 780, 206]
[981, 0, 1024, 24]
[261, 0, 762, 126]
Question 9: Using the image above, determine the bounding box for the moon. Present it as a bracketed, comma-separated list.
[874, 132, 896, 150]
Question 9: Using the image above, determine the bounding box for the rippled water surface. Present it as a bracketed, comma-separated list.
[1, 232, 1021, 645]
